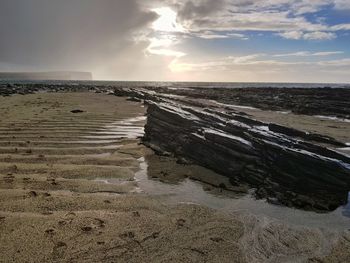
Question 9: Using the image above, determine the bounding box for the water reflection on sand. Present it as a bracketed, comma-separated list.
[133, 156, 350, 231]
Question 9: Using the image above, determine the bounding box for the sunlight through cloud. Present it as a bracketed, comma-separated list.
[152, 7, 186, 33]
[147, 7, 186, 59]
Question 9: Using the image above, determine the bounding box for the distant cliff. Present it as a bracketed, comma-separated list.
[0, 71, 92, 81]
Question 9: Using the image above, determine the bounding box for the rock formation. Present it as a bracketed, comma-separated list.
[142, 99, 350, 211]
[144, 86, 350, 119]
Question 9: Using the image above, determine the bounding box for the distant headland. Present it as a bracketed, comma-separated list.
[0, 71, 92, 81]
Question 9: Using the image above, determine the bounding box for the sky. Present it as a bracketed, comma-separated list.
[0, 0, 350, 83]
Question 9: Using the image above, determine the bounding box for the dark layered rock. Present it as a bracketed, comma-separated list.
[149, 86, 350, 119]
[143, 101, 350, 211]
[268, 123, 346, 147]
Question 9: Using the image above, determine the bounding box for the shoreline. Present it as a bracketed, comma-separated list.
[0, 89, 349, 262]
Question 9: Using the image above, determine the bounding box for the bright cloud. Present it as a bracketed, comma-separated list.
[278, 31, 304, 40]
[303, 31, 337, 40]
[278, 31, 337, 40]
[152, 7, 186, 33]
[193, 31, 248, 40]
[146, 7, 186, 58]
[274, 51, 344, 57]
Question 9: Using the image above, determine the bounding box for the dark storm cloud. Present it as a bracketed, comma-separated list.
[176, 0, 226, 21]
[0, 0, 157, 71]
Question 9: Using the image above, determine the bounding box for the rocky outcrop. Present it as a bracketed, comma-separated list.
[143, 101, 350, 211]
[148, 86, 350, 119]
[0, 83, 112, 97]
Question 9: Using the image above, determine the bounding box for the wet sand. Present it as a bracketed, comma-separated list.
[0, 92, 349, 262]
[0, 92, 245, 262]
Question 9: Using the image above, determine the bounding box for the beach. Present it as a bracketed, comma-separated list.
[0, 88, 349, 262]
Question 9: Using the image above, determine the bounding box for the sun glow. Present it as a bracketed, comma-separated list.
[147, 7, 186, 59]
[152, 7, 185, 33]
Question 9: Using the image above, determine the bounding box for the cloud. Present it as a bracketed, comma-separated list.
[179, 10, 327, 32]
[231, 0, 332, 15]
[169, 0, 349, 41]
[319, 58, 350, 66]
[152, 7, 186, 32]
[228, 54, 265, 63]
[146, 6, 187, 59]
[193, 31, 248, 39]
[177, 0, 226, 21]
[119, 0, 350, 82]
[169, 51, 350, 74]
[303, 31, 336, 40]
[196, 33, 230, 39]
[278, 31, 304, 40]
[278, 31, 336, 40]
[331, 24, 350, 30]
[0, 0, 157, 75]
[333, 0, 350, 10]
[274, 51, 344, 57]
[147, 48, 186, 57]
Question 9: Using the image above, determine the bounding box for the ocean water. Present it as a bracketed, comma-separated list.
[1, 80, 350, 89]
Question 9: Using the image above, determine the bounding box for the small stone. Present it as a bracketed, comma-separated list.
[45, 229, 55, 235]
[70, 109, 84, 113]
[120, 231, 135, 239]
[28, 191, 38, 197]
[176, 218, 186, 227]
[81, 226, 93, 232]
[210, 237, 224, 243]
[132, 211, 140, 217]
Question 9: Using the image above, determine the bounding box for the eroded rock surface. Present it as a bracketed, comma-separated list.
[141, 100, 350, 211]
[111, 86, 350, 212]
[142, 86, 350, 119]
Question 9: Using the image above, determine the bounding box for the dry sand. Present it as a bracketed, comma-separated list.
[0, 92, 349, 263]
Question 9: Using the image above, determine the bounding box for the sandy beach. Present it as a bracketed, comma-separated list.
[0, 91, 349, 263]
